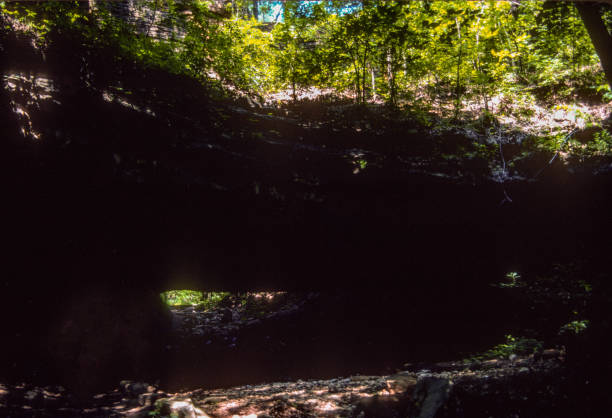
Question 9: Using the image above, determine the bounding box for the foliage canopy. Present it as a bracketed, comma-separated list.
[2, 0, 609, 108]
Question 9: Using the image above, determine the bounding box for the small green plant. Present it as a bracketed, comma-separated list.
[466, 335, 543, 362]
[536, 133, 566, 153]
[588, 129, 612, 155]
[560, 319, 589, 335]
[199, 291, 232, 310]
[466, 142, 495, 159]
[577, 280, 592, 293]
[476, 110, 500, 132]
[352, 158, 368, 174]
[160, 290, 232, 311]
[161, 290, 204, 307]
[148, 399, 177, 418]
[497, 271, 523, 288]
[596, 84, 612, 103]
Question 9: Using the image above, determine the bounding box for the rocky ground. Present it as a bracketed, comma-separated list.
[0, 255, 607, 418]
[0, 291, 584, 417]
[0, 348, 568, 417]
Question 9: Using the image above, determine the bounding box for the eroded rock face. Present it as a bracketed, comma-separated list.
[1, 25, 610, 295]
[1, 21, 611, 396]
[412, 376, 452, 418]
[39, 287, 171, 395]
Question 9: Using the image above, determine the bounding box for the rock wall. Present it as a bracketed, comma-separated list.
[95, 0, 188, 40]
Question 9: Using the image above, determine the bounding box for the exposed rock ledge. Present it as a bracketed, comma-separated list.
[0, 350, 568, 417]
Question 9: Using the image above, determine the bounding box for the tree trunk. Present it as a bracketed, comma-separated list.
[352, 59, 361, 103]
[370, 65, 377, 102]
[387, 49, 396, 106]
[252, 0, 259, 21]
[78, 1, 92, 14]
[454, 17, 463, 119]
[361, 42, 369, 103]
[576, 2, 612, 87]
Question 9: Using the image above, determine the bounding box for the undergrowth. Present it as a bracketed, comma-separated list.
[465, 335, 544, 363]
[160, 290, 231, 310]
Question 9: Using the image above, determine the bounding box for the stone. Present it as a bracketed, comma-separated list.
[131, 382, 150, 396]
[155, 398, 210, 418]
[541, 348, 561, 360]
[201, 395, 226, 404]
[42, 288, 171, 395]
[24, 389, 44, 407]
[139, 392, 163, 407]
[170, 399, 209, 418]
[221, 308, 233, 323]
[412, 376, 452, 418]
[120, 380, 150, 397]
[385, 373, 417, 395]
[553, 109, 566, 122]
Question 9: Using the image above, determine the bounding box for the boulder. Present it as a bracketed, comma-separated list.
[155, 398, 210, 418]
[411, 376, 452, 418]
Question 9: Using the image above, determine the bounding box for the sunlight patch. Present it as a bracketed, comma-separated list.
[101, 89, 156, 116]
[4, 74, 58, 140]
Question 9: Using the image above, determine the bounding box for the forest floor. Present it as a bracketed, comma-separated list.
[0, 353, 568, 418]
[0, 292, 572, 418]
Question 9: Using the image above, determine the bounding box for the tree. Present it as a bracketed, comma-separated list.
[575, 2, 612, 87]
